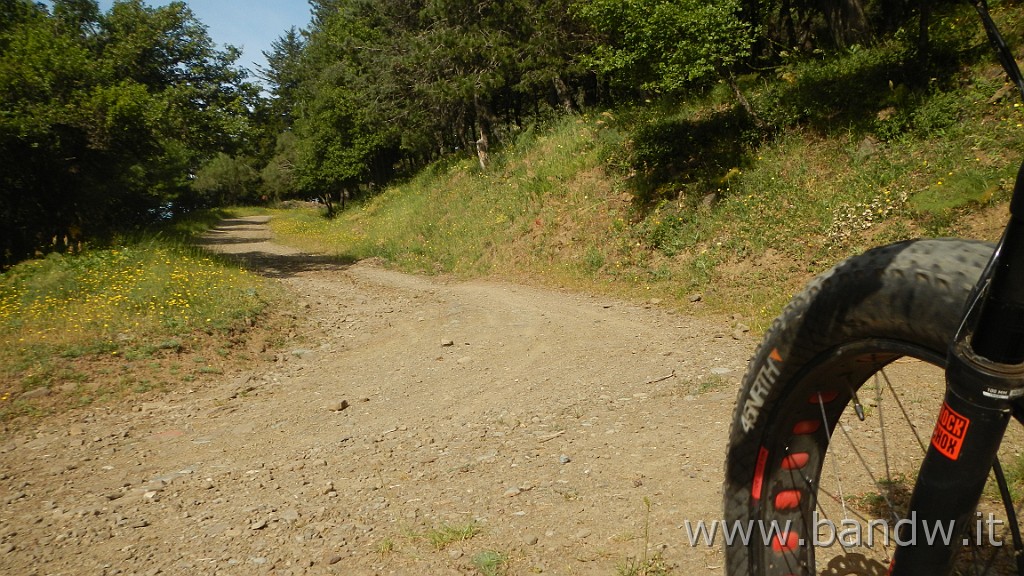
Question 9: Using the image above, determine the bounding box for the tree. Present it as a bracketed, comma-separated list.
[0, 1, 96, 263]
[101, 1, 259, 158]
[746, 0, 941, 59]
[407, 0, 529, 168]
[266, 0, 605, 205]
[51, 0, 101, 37]
[516, 0, 593, 113]
[260, 131, 299, 201]
[257, 27, 306, 133]
[0, 0, 258, 266]
[290, 0, 410, 198]
[192, 153, 259, 206]
[573, 0, 756, 95]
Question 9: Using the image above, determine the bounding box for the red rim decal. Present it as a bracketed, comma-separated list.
[792, 420, 821, 435]
[752, 446, 769, 500]
[771, 530, 799, 553]
[781, 452, 810, 470]
[774, 489, 802, 510]
[809, 390, 839, 404]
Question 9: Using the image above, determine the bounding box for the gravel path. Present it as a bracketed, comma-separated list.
[0, 215, 752, 575]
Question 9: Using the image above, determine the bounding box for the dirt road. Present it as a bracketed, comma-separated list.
[0, 216, 752, 575]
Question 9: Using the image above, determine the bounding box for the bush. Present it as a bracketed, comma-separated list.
[627, 107, 754, 203]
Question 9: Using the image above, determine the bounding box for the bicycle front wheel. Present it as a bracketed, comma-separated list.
[723, 238, 1023, 575]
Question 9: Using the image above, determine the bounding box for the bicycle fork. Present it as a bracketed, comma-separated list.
[890, 162, 1024, 575]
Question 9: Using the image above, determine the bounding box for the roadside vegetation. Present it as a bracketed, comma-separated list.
[266, 19, 1024, 327]
[0, 212, 281, 424]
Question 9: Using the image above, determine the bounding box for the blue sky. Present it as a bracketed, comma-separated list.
[95, 1, 313, 77]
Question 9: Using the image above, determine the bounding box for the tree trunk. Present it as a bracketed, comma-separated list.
[723, 69, 766, 131]
[552, 76, 579, 114]
[779, 0, 796, 48]
[918, 0, 931, 57]
[320, 192, 336, 218]
[474, 93, 492, 170]
[819, 0, 869, 48]
[475, 131, 489, 171]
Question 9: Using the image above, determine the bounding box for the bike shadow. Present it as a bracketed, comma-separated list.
[207, 250, 356, 279]
[820, 552, 887, 576]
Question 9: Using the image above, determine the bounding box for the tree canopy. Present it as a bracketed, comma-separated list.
[0, 0, 258, 266]
[573, 0, 754, 93]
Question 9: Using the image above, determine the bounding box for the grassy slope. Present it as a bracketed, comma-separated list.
[268, 47, 1024, 332]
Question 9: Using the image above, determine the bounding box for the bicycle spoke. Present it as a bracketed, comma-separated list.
[818, 393, 850, 525]
[881, 366, 928, 454]
[833, 403, 894, 519]
[872, 368, 903, 528]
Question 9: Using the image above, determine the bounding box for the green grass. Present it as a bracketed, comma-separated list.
[0, 222, 276, 423]
[269, 119, 610, 278]
[471, 550, 509, 576]
[412, 522, 482, 551]
[617, 497, 673, 576]
[376, 537, 396, 557]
